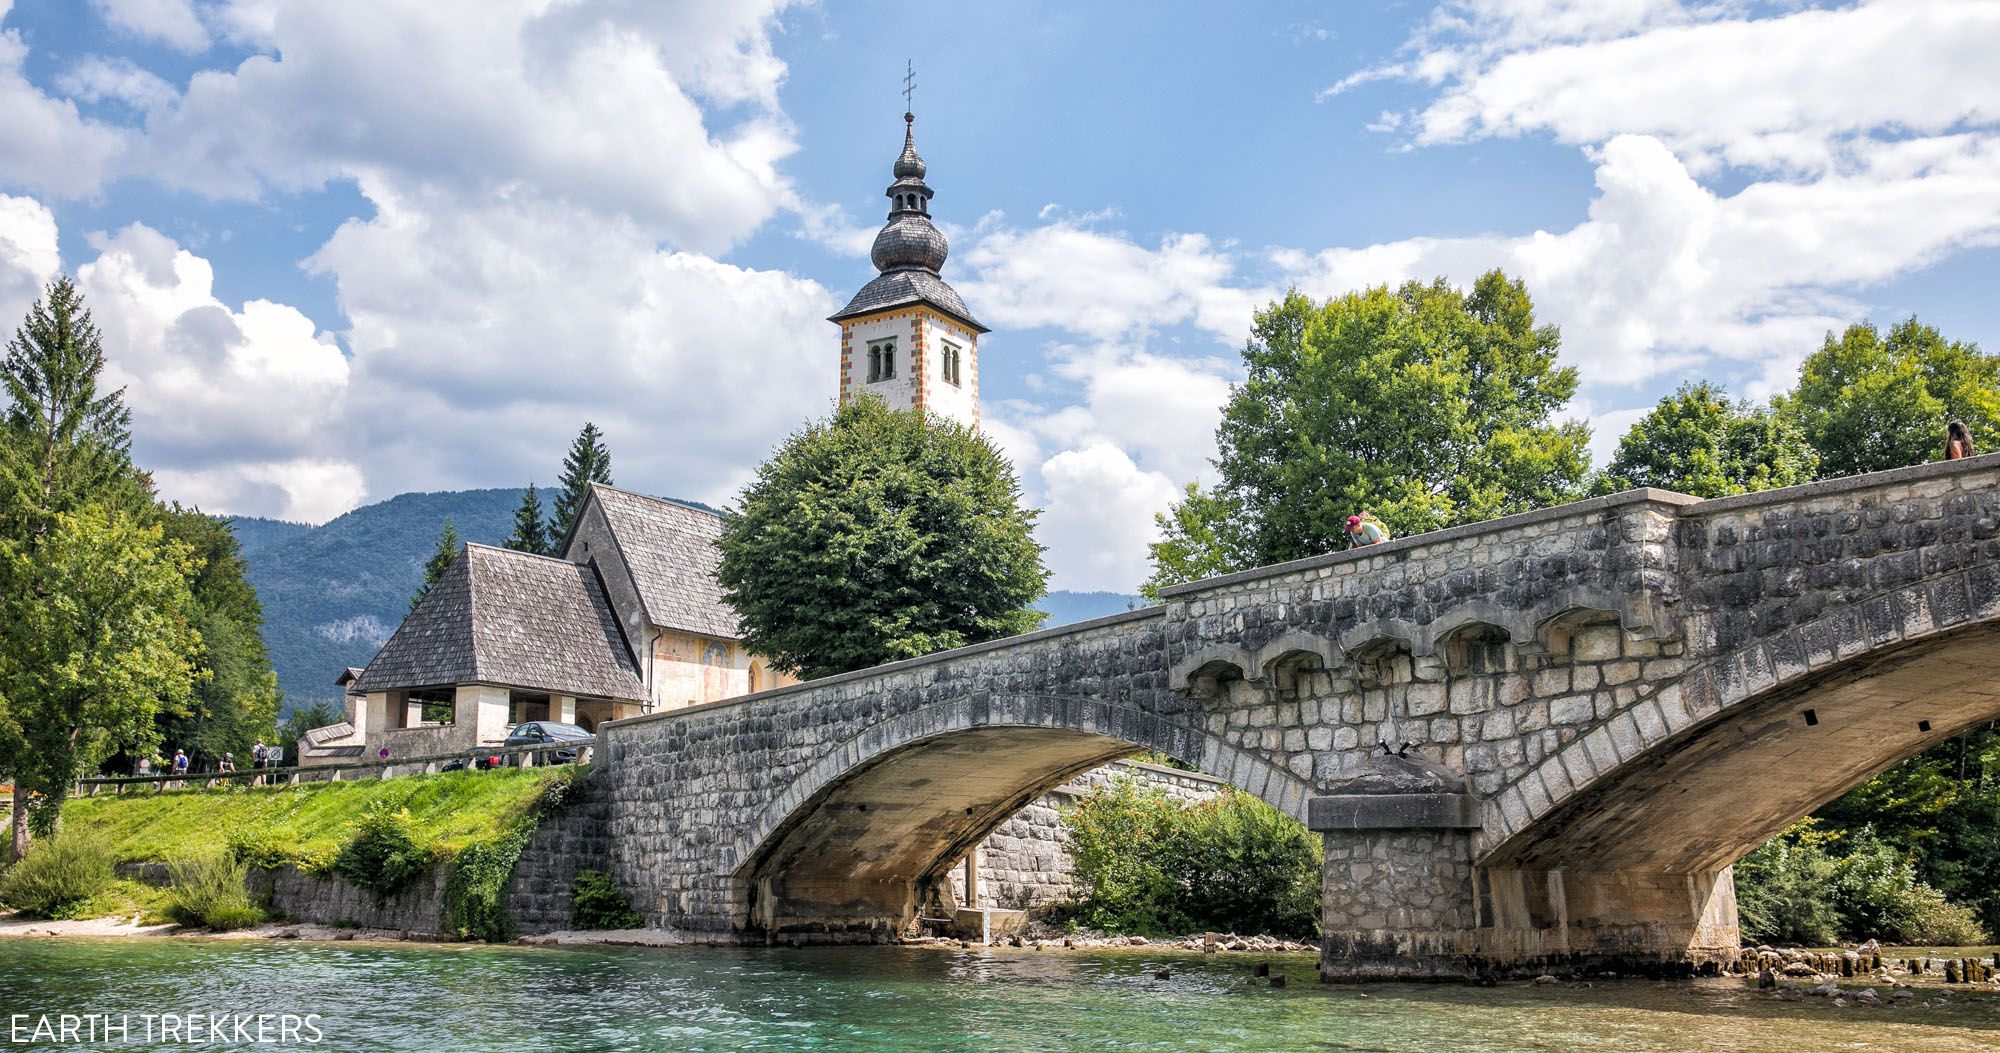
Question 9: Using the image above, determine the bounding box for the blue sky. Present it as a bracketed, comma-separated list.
[1, 0, 1996, 593]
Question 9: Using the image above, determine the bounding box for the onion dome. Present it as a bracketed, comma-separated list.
[871, 215, 948, 273]
[830, 112, 987, 333]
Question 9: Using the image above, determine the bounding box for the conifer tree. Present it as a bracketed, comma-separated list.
[550, 422, 613, 540]
[410, 518, 462, 612]
[0, 277, 196, 856]
[0, 275, 146, 526]
[504, 482, 551, 556]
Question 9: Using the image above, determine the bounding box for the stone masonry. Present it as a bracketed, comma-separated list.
[946, 760, 1226, 911]
[589, 454, 2000, 979]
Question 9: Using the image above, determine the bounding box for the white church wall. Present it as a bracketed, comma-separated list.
[918, 311, 980, 427]
[840, 306, 979, 427]
[842, 311, 921, 412]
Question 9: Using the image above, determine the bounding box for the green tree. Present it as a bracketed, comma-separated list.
[1596, 381, 1818, 498]
[0, 277, 187, 859]
[1187, 273, 1589, 582]
[0, 507, 199, 854]
[716, 396, 1048, 679]
[409, 518, 462, 612]
[1139, 482, 1249, 600]
[504, 482, 551, 556]
[151, 506, 281, 768]
[1777, 318, 2000, 477]
[550, 423, 613, 541]
[0, 276, 147, 528]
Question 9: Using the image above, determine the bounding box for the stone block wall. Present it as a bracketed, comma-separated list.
[247, 865, 450, 935]
[946, 760, 1226, 910]
[506, 777, 614, 932]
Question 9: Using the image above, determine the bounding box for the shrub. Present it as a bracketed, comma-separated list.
[1736, 821, 1991, 946]
[570, 870, 642, 930]
[1887, 882, 1989, 946]
[166, 853, 264, 931]
[332, 803, 431, 899]
[1058, 778, 1321, 938]
[1735, 833, 1840, 946]
[0, 835, 115, 919]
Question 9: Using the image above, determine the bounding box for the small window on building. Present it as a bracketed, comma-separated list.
[942, 342, 962, 386]
[398, 686, 455, 728]
[870, 340, 898, 382]
[508, 692, 550, 726]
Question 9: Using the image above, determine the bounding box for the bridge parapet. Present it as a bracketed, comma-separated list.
[1158, 490, 1694, 696]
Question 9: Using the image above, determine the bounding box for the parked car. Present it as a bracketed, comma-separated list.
[468, 720, 594, 770]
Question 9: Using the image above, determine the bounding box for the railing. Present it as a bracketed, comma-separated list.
[71, 738, 596, 796]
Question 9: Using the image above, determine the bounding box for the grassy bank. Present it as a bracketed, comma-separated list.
[61, 767, 573, 871]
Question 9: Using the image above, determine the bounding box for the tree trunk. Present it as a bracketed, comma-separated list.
[9, 790, 28, 862]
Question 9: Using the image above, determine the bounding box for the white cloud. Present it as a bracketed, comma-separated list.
[307, 183, 836, 511]
[1036, 443, 1182, 594]
[57, 56, 179, 112]
[0, 193, 60, 333]
[90, 0, 210, 53]
[134, 0, 799, 253]
[153, 459, 366, 524]
[1372, 0, 2000, 175]
[0, 30, 129, 195]
[77, 223, 358, 516]
[958, 222, 1245, 342]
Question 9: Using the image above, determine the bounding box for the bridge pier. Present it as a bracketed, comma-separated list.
[1311, 757, 1739, 981]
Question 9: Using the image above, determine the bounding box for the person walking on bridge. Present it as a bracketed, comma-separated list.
[1945, 420, 1975, 460]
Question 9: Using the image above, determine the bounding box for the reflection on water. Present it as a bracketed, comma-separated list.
[1, 938, 1997, 1052]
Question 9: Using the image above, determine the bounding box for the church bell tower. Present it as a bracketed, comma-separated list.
[829, 108, 988, 428]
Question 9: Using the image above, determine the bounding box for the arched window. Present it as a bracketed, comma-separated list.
[942, 342, 962, 386]
[868, 339, 896, 382]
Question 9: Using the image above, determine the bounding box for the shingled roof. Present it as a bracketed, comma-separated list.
[352, 544, 646, 700]
[586, 484, 741, 639]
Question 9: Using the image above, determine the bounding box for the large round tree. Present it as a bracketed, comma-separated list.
[717, 395, 1047, 680]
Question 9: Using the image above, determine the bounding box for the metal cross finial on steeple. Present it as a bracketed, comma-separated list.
[902, 60, 915, 119]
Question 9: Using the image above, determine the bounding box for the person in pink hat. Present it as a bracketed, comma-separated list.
[1345, 513, 1389, 548]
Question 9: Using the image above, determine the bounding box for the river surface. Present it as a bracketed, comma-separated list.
[3, 938, 1998, 1052]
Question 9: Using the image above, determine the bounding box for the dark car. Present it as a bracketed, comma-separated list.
[468, 721, 594, 770]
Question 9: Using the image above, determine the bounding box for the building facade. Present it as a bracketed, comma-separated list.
[302, 484, 792, 765]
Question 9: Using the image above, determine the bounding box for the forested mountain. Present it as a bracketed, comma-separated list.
[228, 489, 524, 704]
[229, 489, 1140, 706]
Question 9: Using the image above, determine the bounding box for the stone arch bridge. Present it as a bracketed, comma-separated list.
[593, 455, 2000, 980]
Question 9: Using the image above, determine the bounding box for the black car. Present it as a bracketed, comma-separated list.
[467, 721, 594, 770]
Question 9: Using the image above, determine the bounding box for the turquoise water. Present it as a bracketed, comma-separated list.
[3, 938, 1998, 1051]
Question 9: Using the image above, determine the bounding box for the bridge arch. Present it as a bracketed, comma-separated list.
[1483, 582, 2000, 871]
[729, 694, 1307, 938]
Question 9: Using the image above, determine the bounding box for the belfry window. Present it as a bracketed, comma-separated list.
[868, 339, 896, 382]
[942, 342, 962, 386]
